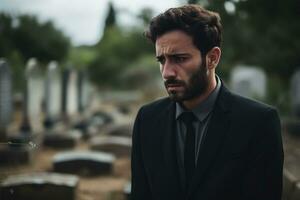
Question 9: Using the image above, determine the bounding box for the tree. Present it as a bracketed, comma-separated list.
[0, 12, 70, 91]
[104, 2, 117, 30]
[89, 26, 154, 88]
[13, 15, 70, 63]
[0, 13, 70, 64]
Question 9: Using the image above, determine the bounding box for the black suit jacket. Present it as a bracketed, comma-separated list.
[131, 84, 284, 200]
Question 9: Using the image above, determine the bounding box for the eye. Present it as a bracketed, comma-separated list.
[173, 56, 187, 63]
[156, 57, 165, 65]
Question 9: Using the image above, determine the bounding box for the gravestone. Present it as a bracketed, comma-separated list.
[52, 150, 116, 176]
[286, 69, 300, 136]
[77, 70, 90, 113]
[44, 67, 81, 148]
[18, 58, 44, 138]
[73, 70, 90, 137]
[43, 129, 81, 149]
[90, 111, 114, 127]
[0, 172, 79, 200]
[90, 136, 131, 157]
[123, 181, 131, 200]
[291, 69, 300, 118]
[230, 65, 266, 100]
[0, 59, 12, 141]
[5, 58, 43, 164]
[44, 61, 62, 129]
[283, 169, 299, 200]
[0, 59, 18, 165]
[62, 68, 78, 122]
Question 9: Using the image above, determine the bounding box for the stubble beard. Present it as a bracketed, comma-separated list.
[165, 61, 209, 102]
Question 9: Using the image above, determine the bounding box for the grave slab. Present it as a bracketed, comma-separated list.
[43, 129, 81, 149]
[105, 124, 133, 137]
[90, 136, 131, 157]
[0, 172, 79, 200]
[53, 150, 116, 176]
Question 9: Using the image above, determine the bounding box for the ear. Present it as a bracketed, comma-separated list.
[206, 47, 221, 69]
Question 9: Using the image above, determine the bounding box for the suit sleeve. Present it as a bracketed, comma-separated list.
[131, 107, 152, 200]
[241, 108, 284, 200]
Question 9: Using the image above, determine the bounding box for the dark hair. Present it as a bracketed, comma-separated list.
[145, 4, 222, 56]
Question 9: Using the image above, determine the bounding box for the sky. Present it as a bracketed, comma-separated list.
[0, 0, 180, 46]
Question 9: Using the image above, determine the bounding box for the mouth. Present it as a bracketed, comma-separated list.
[166, 83, 184, 91]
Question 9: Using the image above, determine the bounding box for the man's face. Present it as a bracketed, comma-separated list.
[155, 30, 209, 102]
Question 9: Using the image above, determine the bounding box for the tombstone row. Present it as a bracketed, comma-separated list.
[0, 58, 93, 165]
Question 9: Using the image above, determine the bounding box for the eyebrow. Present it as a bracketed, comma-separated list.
[156, 53, 190, 59]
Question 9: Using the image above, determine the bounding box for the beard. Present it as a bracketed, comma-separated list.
[164, 61, 209, 102]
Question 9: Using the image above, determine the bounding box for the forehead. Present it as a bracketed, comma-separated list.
[155, 30, 199, 55]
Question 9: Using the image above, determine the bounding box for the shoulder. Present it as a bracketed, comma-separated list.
[137, 97, 173, 119]
[226, 90, 279, 122]
[231, 92, 275, 111]
[218, 83, 278, 121]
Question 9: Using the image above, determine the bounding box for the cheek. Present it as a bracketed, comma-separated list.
[178, 63, 199, 80]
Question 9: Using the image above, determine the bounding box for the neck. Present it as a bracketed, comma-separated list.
[183, 76, 217, 110]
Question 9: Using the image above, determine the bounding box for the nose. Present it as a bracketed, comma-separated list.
[161, 61, 176, 80]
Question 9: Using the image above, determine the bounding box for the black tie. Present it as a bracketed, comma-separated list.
[180, 112, 197, 188]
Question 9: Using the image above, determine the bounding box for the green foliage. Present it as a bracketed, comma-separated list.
[137, 8, 154, 26]
[194, 0, 300, 82]
[0, 13, 70, 65]
[119, 54, 160, 89]
[68, 46, 96, 69]
[0, 12, 70, 91]
[89, 26, 154, 88]
[88, 6, 157, 88]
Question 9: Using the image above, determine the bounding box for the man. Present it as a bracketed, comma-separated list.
[131, 4, 283, 200]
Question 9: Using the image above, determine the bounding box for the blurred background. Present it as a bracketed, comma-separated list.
[0, 0, 299, 200]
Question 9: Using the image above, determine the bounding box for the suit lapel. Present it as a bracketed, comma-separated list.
[158, 101, 186, 195]
[187, 85, 233, 199]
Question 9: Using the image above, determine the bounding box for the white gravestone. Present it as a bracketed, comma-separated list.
[230, 65, 267, 100]
[21, 58, 44, 133]
[44, 61, 61, 128]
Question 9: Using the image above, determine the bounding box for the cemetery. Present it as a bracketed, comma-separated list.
[0, 58, 299, 200]
[0, 58, 137, 200]
[0, 0, 299, 198]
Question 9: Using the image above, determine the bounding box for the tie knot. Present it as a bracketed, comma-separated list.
[179, 112, 197, 124]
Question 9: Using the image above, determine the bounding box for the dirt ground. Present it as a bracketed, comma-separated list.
[0, 138, 131, 200]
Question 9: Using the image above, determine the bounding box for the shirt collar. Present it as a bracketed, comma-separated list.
[176, 75, 221, 122]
